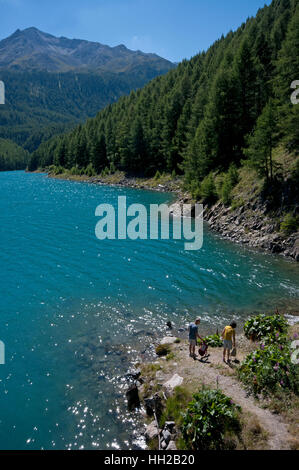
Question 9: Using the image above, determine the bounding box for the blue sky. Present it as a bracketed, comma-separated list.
[0, 0, 272, 62]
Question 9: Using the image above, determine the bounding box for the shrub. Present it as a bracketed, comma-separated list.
[280, 213, 299, 235]
[215, 173, 224, 199]
[70, 165, 81, 175]
[190, 180, 201, 201]
[231, 197, 245, 211]
[238, 342, 299, 397]
[101, 166, 110, 177]
[199, 173, 217, 204]
[155, 344, 171, 356]
[154, 170, 161, 180]
[221, 175, 233, 205]
[85, 163, 96, 177]
[51, 165, 64, 175]
[227, 163, 239, 186]
[244, 313, 287, 341]
[198, 334, 223, 347]
[166, 352, 175, 361]
[182, 389, 241, 450]
[220, 164, 239, 206]
[110, 162, 116, 174]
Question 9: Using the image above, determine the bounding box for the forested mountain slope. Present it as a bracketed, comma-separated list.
[0, 28, 174, 156]
[0, 138, 29, 171]
[27, 0, 299, 259]
[31, 0, 298, 188]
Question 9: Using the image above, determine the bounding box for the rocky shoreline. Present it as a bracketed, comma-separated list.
[127, 315, 299, 450]
[204, 201, 299, 262]
[42, 170, 299, 261]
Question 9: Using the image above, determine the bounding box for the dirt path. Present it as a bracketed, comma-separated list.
[156, 342, 291, 450]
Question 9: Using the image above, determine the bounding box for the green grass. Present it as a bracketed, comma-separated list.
[159, 386, 193, 430]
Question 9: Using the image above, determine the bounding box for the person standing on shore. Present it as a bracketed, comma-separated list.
[221, 321, 237, 363]
[188, 318, 204, 358]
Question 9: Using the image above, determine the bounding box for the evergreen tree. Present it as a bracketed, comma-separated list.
[91, 133, 108, 173]
[244, 100, 279, 182]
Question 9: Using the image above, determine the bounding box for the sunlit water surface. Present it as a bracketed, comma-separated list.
[0, 171, 298, 449]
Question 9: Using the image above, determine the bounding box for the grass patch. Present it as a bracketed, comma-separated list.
[166, 352, 175, 361]
[266, 391, 299, 442]
[231, 166, 263, 203]
[140, 363, 161, 381]
[237, 413, 269, 450]
[159, 386, 193, 430]
[280, 213, 299, 235]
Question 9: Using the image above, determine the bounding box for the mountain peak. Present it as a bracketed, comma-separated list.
[0, 28, 174, 73]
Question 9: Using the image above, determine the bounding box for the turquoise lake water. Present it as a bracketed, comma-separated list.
[0, 170, 298, 450]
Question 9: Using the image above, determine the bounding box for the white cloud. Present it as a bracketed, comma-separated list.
[128, 34, 154, 52]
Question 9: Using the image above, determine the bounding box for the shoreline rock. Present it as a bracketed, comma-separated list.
[40, 170, 298, 261]
[205, 201, 299, 262]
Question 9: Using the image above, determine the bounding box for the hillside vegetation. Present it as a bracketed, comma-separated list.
[0, 28, 174, 155]
[0, 138, 29, 171]
[30, 0, 298, 218]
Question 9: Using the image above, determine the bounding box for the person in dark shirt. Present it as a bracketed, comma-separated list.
[188, 318, 204, 358]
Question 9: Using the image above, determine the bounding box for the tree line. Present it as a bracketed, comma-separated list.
[0, 138, 29, 171]
[29, 0, 299, 199]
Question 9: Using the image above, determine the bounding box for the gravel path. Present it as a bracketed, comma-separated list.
[159, 343, 291, 450]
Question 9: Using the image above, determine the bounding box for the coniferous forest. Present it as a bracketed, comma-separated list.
[0, 27, 175, 167]
[29, 0, 298, 203]
[0, 138, 29, 171]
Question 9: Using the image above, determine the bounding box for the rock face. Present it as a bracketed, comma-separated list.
[126, 384, 140, 411]
[205, 201, 299, 261]
[290, 238, 299, 261]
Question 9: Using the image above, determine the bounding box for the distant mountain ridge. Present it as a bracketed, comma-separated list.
[0, 28, 175, 155]
[0, 27, 173, 74]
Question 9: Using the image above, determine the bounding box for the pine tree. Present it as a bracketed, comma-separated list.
[91, 133, 108, 173]
[244, 99, 279, 182]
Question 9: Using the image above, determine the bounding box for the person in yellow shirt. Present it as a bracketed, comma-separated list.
[221, 321, 237, 363]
